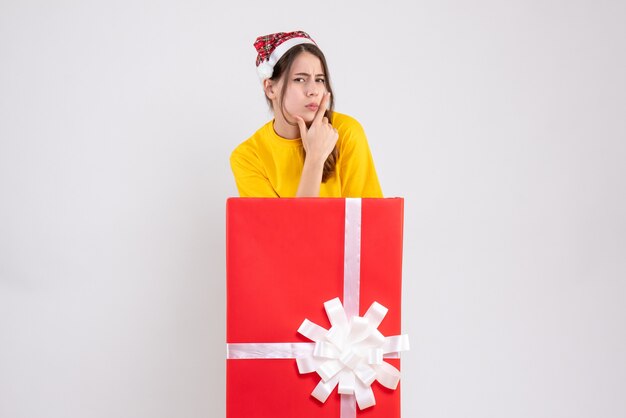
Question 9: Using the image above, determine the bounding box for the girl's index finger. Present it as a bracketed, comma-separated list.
[314, 92, 330, 124]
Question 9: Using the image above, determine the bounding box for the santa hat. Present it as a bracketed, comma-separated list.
[253, 31, 316, 81]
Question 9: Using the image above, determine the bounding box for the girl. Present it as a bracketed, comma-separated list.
[230, 31, 382, 198]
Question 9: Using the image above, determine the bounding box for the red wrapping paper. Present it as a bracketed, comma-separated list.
[226, 198, 404, 418]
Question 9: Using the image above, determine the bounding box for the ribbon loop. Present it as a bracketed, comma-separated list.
[346, 316, 370, 343]
[311, 375, 339, 403]
[354, 379, 376, 410]
[298, 319, 328, 342]
[372, 361, 401, 390]
[314, 341, 341, 359]
[325, 297, 349, 329]
[362, 329, 386, 347]
[366, 348, 384, 365]
[318, 359, 344, 382]
[326, 325, 348, 349]
[337, 370, 356, 395]
[363, 301, 388, 328]
[353, 362, 377, 386]
[339, 350, 361, 369]
[383, 334, 411, 353]
[296, 356, 321, 374]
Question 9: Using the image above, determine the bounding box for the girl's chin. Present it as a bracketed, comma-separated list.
[288, 114, 314, 125]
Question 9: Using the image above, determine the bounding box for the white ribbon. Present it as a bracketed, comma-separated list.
[226, 198, 410, 417]
[227, 342, 314, 359]
[296, 297, 410, 411]
[343, 198, 362, 319]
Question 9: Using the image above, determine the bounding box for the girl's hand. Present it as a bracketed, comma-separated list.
[294, 92, 338, 165]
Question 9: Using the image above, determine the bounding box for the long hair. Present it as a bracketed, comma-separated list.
[265, 43, 338, 182]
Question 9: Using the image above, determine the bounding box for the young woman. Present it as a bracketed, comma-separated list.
[230, 31, 382, 198]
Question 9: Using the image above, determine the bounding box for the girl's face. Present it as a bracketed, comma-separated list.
[272, 51, 328, 124]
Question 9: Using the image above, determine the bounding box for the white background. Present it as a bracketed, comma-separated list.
[1, 1, 625, 417]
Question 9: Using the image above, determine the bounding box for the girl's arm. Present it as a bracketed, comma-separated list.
[295, 157, 325, 197]
[294, 92, 338, 197]
[230, 148, 279, 197]
[336, 117, 383, 198]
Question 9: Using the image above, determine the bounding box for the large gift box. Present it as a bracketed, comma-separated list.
[226, 198, 408, 418]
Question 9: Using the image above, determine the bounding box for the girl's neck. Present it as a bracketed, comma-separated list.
[272, 116, 300, 140]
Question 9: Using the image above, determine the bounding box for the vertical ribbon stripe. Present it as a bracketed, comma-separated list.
[342, 198, 361, 418]
[343, 198, 361, 319]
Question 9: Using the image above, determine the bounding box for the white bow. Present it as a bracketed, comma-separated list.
[296, 297, 410, 410]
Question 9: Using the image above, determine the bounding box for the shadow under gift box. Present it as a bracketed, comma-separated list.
[226, 198, 404, 418]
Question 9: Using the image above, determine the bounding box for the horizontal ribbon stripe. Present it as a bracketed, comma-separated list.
[226, 343, 402, 360]
[226, 342, 314, 359]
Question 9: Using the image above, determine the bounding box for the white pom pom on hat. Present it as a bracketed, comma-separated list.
[253, 31, 317, 81]
[256, 62, 274, 80]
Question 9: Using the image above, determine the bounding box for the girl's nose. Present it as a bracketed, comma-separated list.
[306, 82, 319, 96]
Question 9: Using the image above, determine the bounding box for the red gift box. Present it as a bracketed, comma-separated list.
[226, 198, 405, 418]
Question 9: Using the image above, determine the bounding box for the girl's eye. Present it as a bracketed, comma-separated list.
[294, 78, 305, 82]
[316, 79, 326, 83]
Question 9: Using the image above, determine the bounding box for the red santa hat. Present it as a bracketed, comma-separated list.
[253, 31, 316, 81]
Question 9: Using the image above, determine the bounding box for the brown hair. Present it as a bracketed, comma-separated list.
[265, 43, 338, 182]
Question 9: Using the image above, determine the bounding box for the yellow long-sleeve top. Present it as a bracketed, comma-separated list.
[230, 112, 383, 197]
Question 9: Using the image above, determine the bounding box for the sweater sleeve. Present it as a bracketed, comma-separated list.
[337, 117, 383, 198]
[230, 146, 279, 197]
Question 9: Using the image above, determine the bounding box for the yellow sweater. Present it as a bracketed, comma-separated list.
[230, 112, 383, 197]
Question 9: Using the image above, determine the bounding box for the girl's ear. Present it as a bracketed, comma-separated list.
[264, 79, 277, 100]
